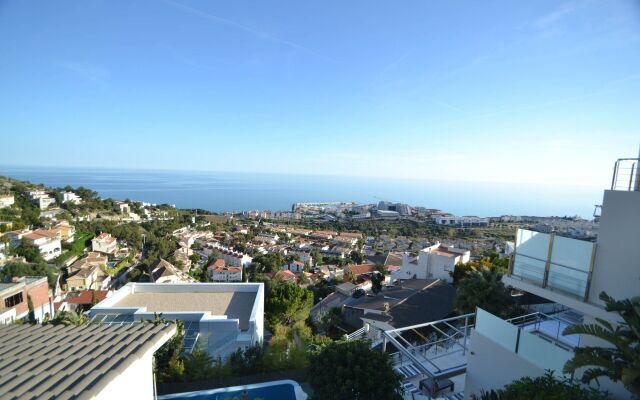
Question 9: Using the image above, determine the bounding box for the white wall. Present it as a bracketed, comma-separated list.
[589, 190, 640, 306]
[464, 330, 546, 399]
[93, 353, 155, 400]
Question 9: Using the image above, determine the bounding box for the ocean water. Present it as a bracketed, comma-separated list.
[0, 165, 603, 218]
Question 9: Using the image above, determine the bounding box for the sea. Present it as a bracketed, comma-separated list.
[0, 166, 603, 219]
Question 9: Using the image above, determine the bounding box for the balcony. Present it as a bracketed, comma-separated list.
[508, 229, 596, 301]
[475, 308, 575, 378]
[611, 158, 640, 191]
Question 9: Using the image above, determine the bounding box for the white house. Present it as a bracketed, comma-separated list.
[283, 260, 305, 273]
[208, 259, 243, 282]
[62, 191, 82, 204]
[392, 243, 470, 282]
[113, 201, 130, 214]
[22, 229, 62, 261]
[92, 232, 118, 254]
[220, 249, 253, 268]
[0, 194, 14, 209]
[89, 282, 264, 360]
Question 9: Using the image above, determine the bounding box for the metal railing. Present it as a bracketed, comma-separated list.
[611, 158, 640, 191]
[507, 311, 580, 350]
[346, 326, 367, 341]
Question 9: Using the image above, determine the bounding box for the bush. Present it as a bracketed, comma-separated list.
[473, 372, 611, 400]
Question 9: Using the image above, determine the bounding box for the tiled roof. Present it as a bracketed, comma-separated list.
[0, 323, 176, 400]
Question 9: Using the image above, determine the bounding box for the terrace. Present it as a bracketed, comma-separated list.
[368, 308, 582, 399]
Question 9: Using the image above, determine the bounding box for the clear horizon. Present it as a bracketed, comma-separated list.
[1, 1, 639, 187]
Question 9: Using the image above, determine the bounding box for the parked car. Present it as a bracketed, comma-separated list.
[352, 288, 366, 298]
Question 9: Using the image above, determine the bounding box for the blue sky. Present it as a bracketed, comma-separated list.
[1, 0, 639, 188]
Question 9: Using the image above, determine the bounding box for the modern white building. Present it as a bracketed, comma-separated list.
[434, 215, 489, 227]
[22, 229, 62, 261]
[62, 191, 82, 204]
[89, 282, 264, 360]
[92, 232, 118, 254]
[27, 190, 56, 209]
[393, 243, 470, 282]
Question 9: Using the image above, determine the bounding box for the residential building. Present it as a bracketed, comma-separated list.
[28, 190, 56, 209]
[208, 259, 243, 282]
[377, 201, 412, 216]
[220, 249, 253, 268]
[344, 263, 378, 277]
[150, 258, 194, 283]
[65, 289, 109, 311]
[92, 232, 118, 254]
[67, 263, 111, 291]
[0, 276, 52, 324]
[0, 322, 176, 400]
[434, 214, 489, 227]
[113, 200, 130, 214]
[62, 191, 82, 204]
[52, 220, 76, 242]
[392, 243, 470, 282]
[284, 260, 305, 273]
[0, 193, 14, 208]
[23, 229, 62, 261]
[89, 282, 264, 359]
[274, 269, 297, 283]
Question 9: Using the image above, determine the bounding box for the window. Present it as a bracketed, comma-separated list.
[4, 292, 24, 308]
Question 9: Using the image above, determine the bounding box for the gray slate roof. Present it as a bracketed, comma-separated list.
[0, 322, 176, 400]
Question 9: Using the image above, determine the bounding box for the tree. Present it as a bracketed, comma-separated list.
[371, 272, 383, 294]
[27, 295, 36, 324]
[472, 372, 611, 400]
[308, 340, 402, 400]
[48, 310, 88, 326]
[350, 250, 363, 264]
[310, 249, 323, 266]
[563, 292, 640, 396]
[13, 239, 44, 263]
[265, 280, 314, 327]
[455, 268, 518, 318]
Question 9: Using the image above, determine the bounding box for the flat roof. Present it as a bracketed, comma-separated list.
[113, 291, 257, 330]
[0, 323, 175, 400]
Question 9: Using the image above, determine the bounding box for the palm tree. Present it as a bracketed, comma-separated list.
[48, 310, 88, 326]
[563, 292, 640, 396]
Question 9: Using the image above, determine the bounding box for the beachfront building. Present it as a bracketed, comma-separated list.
[392, 243, 470, 282]
[0, 276, 52, 324]
[89, 282, 264, 359]
[92, 232, 118, 255]
[0, 323, 176, 400]
[434, 214, 489, 227]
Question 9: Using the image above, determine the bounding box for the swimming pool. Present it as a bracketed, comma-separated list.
[157, 379, 307, 400]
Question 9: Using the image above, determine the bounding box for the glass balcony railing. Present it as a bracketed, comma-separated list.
[509, 229, 595, 300]
[476, 308, 574, 378]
